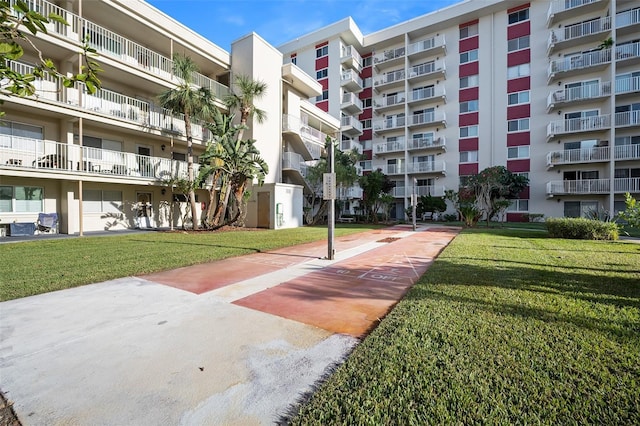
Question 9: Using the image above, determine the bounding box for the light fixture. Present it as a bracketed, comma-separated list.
[161, 144, 166, 151]
[161, 188, 166, 195]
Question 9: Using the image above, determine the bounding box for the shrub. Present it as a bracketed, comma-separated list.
[545, 217, 619, 240]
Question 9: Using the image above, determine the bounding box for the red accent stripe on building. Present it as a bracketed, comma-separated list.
[316, 100, 328, 112]
[359, 109, 372, 120]
[506, 213, 527, 222]
[507, 76, 530, 93]
[506, 131, 530, 146]
[361, 130, 372, 141]
[507, 3, 530, 14]
[360, 67, 372, 78]
[459, 112, 479, 126]
[507, 159, 530, 172]
[459, 62, 479, 78]
[507, 21, 531, 39]
[507, 49, 530, 67]
[459, 137, 479, 151]
[459, 36, 479, 53]
[359, 87, 372, 98]
[363, 150, 372, 160]
[318, 78, 329, 90]
[315, 41, 328, 48]
[507, 104, 530, 120]
[315, 56, 328, 70]
[459, 87, 479, 102]
[459, 19, 479, 27]
[459, 163, 478, 175]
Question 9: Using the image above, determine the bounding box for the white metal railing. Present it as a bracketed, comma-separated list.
[407, 161, 445, 174]
[616, 75, 640, 94]
[374, 69, 405, 87]
[616, 7, 640, 29]
[410, 111, 445, 126]
[381, 164, 405, 175]
[547, 178, 640, 195]
[341, 139, 363, 154]
[374, 92, 405, 108]
[408, 136, 445, 150]
[340, 69, 363, 89]
[616, 41, 640, 61]
[548, 49, 611, 77]
[340, 116, 363, 132]
[408, 61, 445, 79]
[411, 86, 445, 102]
[547, 81, 611, 107]
[614, 144, 640, 160]
[408, 35, 445, 56]
[340, 45, 363, 71]
[282, 114, 325, 159]
[373, 46, 406, 66]
[549, 16, 611, 49]
[341, 92, 363, 109]
[374, 138, 406, 154]
[341, 186, 363, 199]
[547, 0, 599, 21]
[394, 185, 444, 197]
[0, 137, 191, 180]
[615, 110, 640, 127]
[547, 114, 610, 136]
[9, 0, 229, 100]
[546, 146, 610, 166]
[374, 114, 406, 131]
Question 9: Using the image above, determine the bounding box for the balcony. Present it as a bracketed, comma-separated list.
[373, 115, 406, 133]
[616, 75, 640, 96]
[546, 146, 610, 167]
[409, 86, 446, 105]
[407, 61, 446, 82]
[546, 178, 640, 196]
[408, 111, 446, 128]
[373, 92, 406, 113]
[547, 16, 611, 55]
[341, 139, 363, 154]
[282, 114, 325, 160]
[373, 69, 406, 91]
[548, 49, 611, 82]
[374, 138, 406, 155]
[340, 186, 363, 199]
[0, 138, 190, 181]
[615, 41, 640, 65]
[547, 114, 610, 139]
[380, 164, 406, 175]
[407, 136, 446, 151]
[373, 46, 406, 70]
[614, 144, 640, 161]
[546, 81, 611, 111]
[616, 7, 640, 36]
[407, 35, 446, 59]
[547, 0, 603, 27]
[393, 185, 445, 198]
[615, 110, 640, 128]
[282, 151, 315, 193]
[340, 45, 363, 72]
[407, 161, 446, 174]
[340, 115, 363, 137]
[340, 70, 364, 93]
[341, 92, 363, 115]
[10, 0, 229, 99]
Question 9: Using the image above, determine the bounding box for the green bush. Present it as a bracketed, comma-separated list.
[545, 217, 619, 240]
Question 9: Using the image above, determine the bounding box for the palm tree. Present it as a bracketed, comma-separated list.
[224, 74, 267, 143]
[157, 54, 215, 230]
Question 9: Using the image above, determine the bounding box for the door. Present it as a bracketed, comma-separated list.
[136, 192, 153, 228]
[137, 145, 152, 177]
[257, 192, 270, 228]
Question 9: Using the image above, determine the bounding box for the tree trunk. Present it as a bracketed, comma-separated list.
[212, 175, 231, 225]
[203, 169, 222, 229]
[184, 113, 199, 230]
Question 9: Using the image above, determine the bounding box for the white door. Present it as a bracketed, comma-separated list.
[136, 192, 153, 228]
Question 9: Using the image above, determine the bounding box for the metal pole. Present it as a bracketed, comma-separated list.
[328, 138, 335, 260]
[412, 178, 417, 231]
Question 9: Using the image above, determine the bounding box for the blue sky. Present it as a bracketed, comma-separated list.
[147, 0, 461, 51]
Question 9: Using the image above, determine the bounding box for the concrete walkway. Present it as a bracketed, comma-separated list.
[0, 225, 459, 425]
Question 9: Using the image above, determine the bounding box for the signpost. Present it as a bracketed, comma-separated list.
[324, 140, 336, 260]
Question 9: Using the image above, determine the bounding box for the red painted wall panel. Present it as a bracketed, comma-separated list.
[319, 78, 329, 90]
[506, 131, 530, 146]
[518, 187, 530, 199]
[459, 62, 479, 77]
[459, 36, 479, 53]
[315, 56, 328, 70]
[507, 21, 530, 39]
[459, 163, 478, 175]
[459, 87, 479, 102]
[359, 109, 372, 120]
[459, 112, 479, 126]
[507, 49, 530, 67]
[363, 150, 372, 160]
[507, 213, 527, 222]
[316, 100, 328, 112]
[507, 159, 530, 172]
[507, 76, 530, 92]
[507, 104, 530, 120]
[361, 129, 372, 140]
[359, 87, 372, 99]
[360, 67, 372, 79]
[459, 137, 479, 151]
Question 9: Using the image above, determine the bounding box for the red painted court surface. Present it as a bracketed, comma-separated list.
[141, 226, 459, 337]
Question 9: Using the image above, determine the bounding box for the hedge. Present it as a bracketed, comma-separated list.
[545, 217, 619, 240]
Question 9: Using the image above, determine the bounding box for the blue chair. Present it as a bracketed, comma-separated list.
[37, 213, 59, 234]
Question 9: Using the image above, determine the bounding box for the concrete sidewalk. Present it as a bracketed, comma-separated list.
[0, 225, 459, 425]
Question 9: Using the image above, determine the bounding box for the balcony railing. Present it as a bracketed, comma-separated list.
[548, 49, 611, 78]
[341, 139, 363, 154]
[547, 178, 640, 195]
[340, 186, 363, 199]
[374, 93, 405, 109]
[282, 114, 325, 160]
[374, 69, 405, 87]
[411, 86, 445, 102]
[617, 7, 640, 29]
[409, 111, 446, 127]
[408, 136, 446, 150]
[9, 0, 229, 99]
[615, 110, 640, 128]
[374, 138, 406, 154]
[0, 137, 191, 180]
[547, 81, 611, 108]
[407, 161, 445, 174]
[548, 16, 611, 51]
[380, 164, 406, 175]
[546, 146, 610, 166]
[340, 115, 363, 132]
[615, 41, 640, 61]
[616, 75, 640, 95]
[393, 185, 445, 198]
[408, 35, 445, 56]
[340, 70, 363, 91]
[374, 115, 406, 132]
[547, 0, 600, 24]
[547, 114, 610, 137]
[408, 61, 445, 79]
[614, 144, 640, 161]
[340, 45, 363, 72]
[373, 46, 406, 67]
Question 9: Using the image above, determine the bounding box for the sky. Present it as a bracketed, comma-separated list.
[146, 0, 462, 51]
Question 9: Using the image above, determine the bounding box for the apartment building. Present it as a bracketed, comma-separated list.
[279, 0, 640, 221]
[0, 0, 338, 234]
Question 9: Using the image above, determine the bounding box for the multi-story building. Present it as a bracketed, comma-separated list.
[0, 0, 338, 234]
[279, 0, 640, 220]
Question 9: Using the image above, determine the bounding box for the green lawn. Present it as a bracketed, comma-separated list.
[290, 228, 640, 424]
[0, 224, 379, 301]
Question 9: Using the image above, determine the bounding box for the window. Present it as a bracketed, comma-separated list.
[83, 189, 122, 213]
[460, 23, 478, 39]
[290, 56, 297, 65]
[508, 35, 530, 52]
[0, 185, 43, 212]
[316, 68, 328, 79]
[361, 119, 371, 129]
[564, 201, 598, 218]
[362, 77, 373, 88]
[360, 160, 371, 171]
[460, 125, 479, 138]
[0, 120, 43, 149]
[460, 49, 479, 64]
[508, 199, 529, 212]
[315, 90, 328, 102]
[615, 135, 640, 146]
[615, 168, 640, 178]
[460, 75, 479, 88]
[460, 100, 479, 113]
[459, 150, 478, 163]
[362, 56, 372, 67]
[508, 145, 530, 159]
[362, 98, 372, 108]
[459, 175, 473, 186]
[316, 45, 328, 58]
[172, 152, 187, 162]
[507, 63, 530, 79]
[508, 8, 529, 25]
[508, 118, 530, 132]
[508, 90, 530, 105]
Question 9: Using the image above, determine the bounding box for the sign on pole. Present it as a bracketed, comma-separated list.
[323, 173, 336, 200]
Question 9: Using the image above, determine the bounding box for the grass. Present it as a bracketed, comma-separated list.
[0, 224, 380, 301]
[290, 228, 640, 424]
